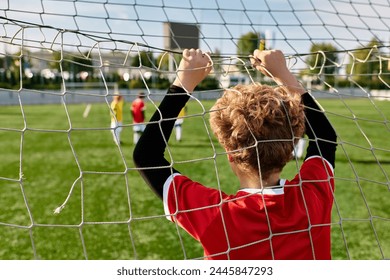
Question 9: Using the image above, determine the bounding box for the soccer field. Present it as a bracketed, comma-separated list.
[0, 97, 389, 260]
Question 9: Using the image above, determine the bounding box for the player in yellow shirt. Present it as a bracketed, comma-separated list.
[110, 94, 124, 145]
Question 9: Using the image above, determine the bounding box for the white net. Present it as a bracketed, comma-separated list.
[0, 0, 389, 260]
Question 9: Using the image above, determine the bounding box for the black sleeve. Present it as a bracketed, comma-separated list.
[302, 92, 337, 168]
[133, 85, 190, 199]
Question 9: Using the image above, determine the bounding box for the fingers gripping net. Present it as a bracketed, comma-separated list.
[0, 0, 389, 260]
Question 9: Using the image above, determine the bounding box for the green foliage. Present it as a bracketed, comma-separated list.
[300, 39, 390, 89]
[51, 51, 94, 77]
[129, 78, 146, 89]
[195, 76, 220, 90]
[237, 31, 260, 56]
[153, 75, 170, 89]
[301, 42, 339, 85]
[346, 38, 390, 89]
[131, 51, 155, 68]
[156, 52, 169, 71]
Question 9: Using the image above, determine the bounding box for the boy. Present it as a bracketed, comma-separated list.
[133, 49, 337, 259]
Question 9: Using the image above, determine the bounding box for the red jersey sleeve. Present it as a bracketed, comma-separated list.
[296, 156, 335, 234]
[300, 156, 335, 198]
[163, 174, 226, 241]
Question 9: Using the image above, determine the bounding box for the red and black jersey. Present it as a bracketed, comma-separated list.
[163, 156, 334, 260]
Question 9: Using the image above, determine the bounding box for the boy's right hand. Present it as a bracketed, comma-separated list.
[172, 49, 212, 92]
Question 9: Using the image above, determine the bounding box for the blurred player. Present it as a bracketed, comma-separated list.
[174, 106, 186, 142]
[110, 93, 124, 145]
[131, 91, 146, 144]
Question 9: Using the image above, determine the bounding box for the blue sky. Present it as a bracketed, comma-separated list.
[1, 0, 390, 57]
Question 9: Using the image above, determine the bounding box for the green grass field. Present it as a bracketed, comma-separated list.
[0, 96, 389, 260]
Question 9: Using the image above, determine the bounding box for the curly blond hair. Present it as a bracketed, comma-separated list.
[209, 83, 305, 180]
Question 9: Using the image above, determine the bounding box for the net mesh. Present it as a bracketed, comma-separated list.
[0, 0, 389, 260]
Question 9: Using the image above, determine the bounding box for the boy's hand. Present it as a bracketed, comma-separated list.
[173, 49, 212, 92]
[251, 49, 289, 78]
[251, 49, 305, 95]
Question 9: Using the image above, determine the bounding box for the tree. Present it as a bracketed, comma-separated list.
[7, 50, 22, 88]
[301, 42, 339, 85]
[52, 51, 93, 81]
[346, 38, 390, 89]
[50, 51, 71, 72]
[237, 31, 260, 56]
[72, 52, 94, 80]
[156, 52, 169, 71]
[131, 51, 155, 68]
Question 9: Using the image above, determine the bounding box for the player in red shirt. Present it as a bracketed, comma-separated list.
[133, 49, 337, 259]
[131, 92, 146, 144]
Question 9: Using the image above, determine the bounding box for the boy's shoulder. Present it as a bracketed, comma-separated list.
[301, 156, 334, 177]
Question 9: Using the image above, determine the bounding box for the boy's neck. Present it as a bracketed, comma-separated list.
[237, 169, 281, 189]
